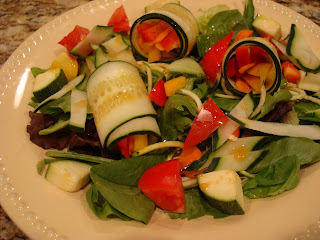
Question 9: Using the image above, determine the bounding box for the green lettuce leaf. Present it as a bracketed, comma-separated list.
[243, 155, 300, 198]
[168, 188, 229, 220]
[248, 137, 320, 173]
[90, 170, 155, 224]
[91, 155, 165, 186]
[86, 183, 132, 221]
[294, 101, 320, 123]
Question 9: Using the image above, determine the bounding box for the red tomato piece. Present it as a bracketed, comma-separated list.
[116, 136, 134, 158]
[234, 30, 253, 42]
[183, 98, 229, 150]
[149, 79, 167, 106]
[226, 56, 239, 78]
[200, 31, 234, 85]
[107, 5, 131, 32]
[138, 159, 186, 213]
[58, 25, 90, 52]
[236, 45, 251, 68]
[281, 61, 301, 84]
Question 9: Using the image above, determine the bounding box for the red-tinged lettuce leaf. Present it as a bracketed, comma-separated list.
[27, 111, 70, 150]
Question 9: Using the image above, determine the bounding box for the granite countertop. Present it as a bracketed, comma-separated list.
[0, 0, 320, 239]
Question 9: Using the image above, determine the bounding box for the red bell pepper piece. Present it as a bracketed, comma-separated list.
[250, 46, 268, 63]
[226, 56, 239, 78]
[183, 98, 229, 150]
[138, 159, 186, 213]
[281, 61, 301, 84]
[116, 136, 134, 158]
[58, 25, 90, 52]
[234, 30, 253, 42]
[158, 28, 180, 52]
[137, 20, 170, 42]
[107, 5, 131, 32]
[200, 31, 234, 85]
[236, 45, 251, 68]
[149, 79, 167, 106]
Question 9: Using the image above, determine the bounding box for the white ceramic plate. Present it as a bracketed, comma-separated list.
[1, 0, 320, 239]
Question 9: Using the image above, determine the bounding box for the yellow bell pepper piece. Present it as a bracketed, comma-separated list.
[51, 51, 78, 81]
[164, 76, 187, 96]
[133, 134, 148, 152]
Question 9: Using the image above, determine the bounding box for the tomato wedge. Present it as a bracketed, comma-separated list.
[149, 79, 167, 106]
[58, 25, 90, 52]
[200, 31, 234, 85]
[281, 61, 301, 84]
[183, 98, 229, 150]
[107, 5, 131, 32]
[138, 159, 186, 213]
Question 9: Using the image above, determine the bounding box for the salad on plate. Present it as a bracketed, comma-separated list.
[26, 0, 320, 224]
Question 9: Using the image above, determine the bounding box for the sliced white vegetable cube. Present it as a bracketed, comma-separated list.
[252, 15, 282, 40]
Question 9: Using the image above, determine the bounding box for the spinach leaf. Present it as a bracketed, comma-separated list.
[159, 95, 198, 141]
[168, 188, 229, 220]
[91, 155, 165, 186]
[39, 92, 72, 115]
[211, 95, 240, 112]
[294, 101, 320, 123]
[248, 137, 320, 173]
[243, 0, 255, 29]
[90, 170, 155, 224]
[243, 155, 300, 198]
[255, 89, 292, 119]
[86, 183, 131, 221]
[197, 9, 249, 57]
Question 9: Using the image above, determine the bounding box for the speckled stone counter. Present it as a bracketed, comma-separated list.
[0, 0, 320, 239]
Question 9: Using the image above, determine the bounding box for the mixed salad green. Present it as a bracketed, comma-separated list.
[27, 0, 320, 224]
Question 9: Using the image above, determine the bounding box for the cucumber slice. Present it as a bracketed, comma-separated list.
[198, 170, 245, 215]
[70, 25, 113, 59]
[106, 116, 161, 149]
[87, 61, 157, 148]
[100, 34, 129, 54]
[252, 14, 282, 40]
[33, 68, 68, 102]
[144, 0, 180, 13]
[34, 74, 85, 113]
[230, 114, 320, 140]
[69, 89, 88, 132]
[287, 24, 320, 73]
[211, 136, 268, 158]
[167, 58, 205, 77]
[45, 160, 91, 192]
[94, 47, 110, 68]
[213, 93, 255, 150]
[298, 71, 320, 92]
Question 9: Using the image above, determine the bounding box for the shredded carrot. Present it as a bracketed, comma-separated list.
[236, 78, 251, 93]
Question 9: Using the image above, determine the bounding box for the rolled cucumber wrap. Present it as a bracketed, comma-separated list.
[87, 61, 160, 149]
[130, 3, 199, 62]
[222, 37, 282, 97]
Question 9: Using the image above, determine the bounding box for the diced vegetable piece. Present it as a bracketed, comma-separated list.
[133, 134, 149, 152]
[197, 170, 245, 215]
[149, 79, 167, 106]
[281, 61, 301, 84]
[184, 98, 229, 150]
[179, 146, 202, 169]
[107, 5, 131, 32]
[236, 78, 251, 93]
[236, 45, 251, 68]
[69, 89, 88, 132]
[58, 25, 90, 52]
[234, 30, 253, 42]
[252, 14, 282, 40]
[238, 62, 256, 75]
[51, 52, 79, 81]
[138, 159, 186, 213]
[116, 136, 135, 158]
[241, 73, 263, 91]
[286, 24, 320, 73]
[164, 76, 187, 96]
[200, 31, 234, 85]
[226, 56, 238, 78]
[45, 160, 91, 192]
[33, 68, 68, 102]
